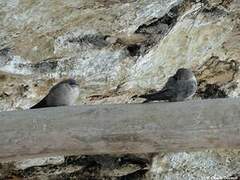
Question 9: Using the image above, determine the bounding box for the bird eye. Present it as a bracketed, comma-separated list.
[68, 80, 78, 86]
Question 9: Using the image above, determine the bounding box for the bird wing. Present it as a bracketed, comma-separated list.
[179, 79, 197, 97]
[30, 97, 48, 109]
[139, 77, 177, 101]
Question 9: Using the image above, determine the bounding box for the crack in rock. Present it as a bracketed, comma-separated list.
[134, 5, 180, 54]
[196, 56, 239, 98]
[67, 34, 110, 49]
[1, 154, 152, 179]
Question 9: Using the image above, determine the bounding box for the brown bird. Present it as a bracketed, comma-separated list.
[31, 79, 80, 109]
[138, 68, 197, 103]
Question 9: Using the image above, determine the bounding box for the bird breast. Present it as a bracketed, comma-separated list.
[46, 84, 80, 106]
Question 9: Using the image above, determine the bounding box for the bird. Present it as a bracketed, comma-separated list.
[30, 79, 80, 109]
[137, 68, 197, 103]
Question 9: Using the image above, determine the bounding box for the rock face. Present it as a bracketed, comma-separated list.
[0, 0, 239, 179]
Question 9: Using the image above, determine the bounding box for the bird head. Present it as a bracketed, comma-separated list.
[66, 79, 79, 86]
[175, 68, 195, 80]
[60, 78, 79, 88]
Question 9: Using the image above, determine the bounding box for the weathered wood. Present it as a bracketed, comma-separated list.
[0, 98, 239, 161]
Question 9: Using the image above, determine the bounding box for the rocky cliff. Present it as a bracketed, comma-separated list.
[0, 0, 239, 179]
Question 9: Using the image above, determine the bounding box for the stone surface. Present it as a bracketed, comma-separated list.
[0, 0, 239, 179]
[14, 156, 65, 170]
[0, 155, 152, 179]
[0, 0, 239, 111]
[147, 150, 240, 180]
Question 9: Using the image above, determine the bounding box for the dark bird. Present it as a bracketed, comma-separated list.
[30, 79, 80, 109]
[138, 68, 197, 103]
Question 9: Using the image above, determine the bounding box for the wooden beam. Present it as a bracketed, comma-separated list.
[0, 98, 239, 161]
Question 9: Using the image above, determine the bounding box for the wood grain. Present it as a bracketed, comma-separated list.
[0, 98, 239, 161]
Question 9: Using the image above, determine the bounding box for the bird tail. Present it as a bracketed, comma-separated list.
[30, 98, 47, 109]
[139, 90, 171, 102]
